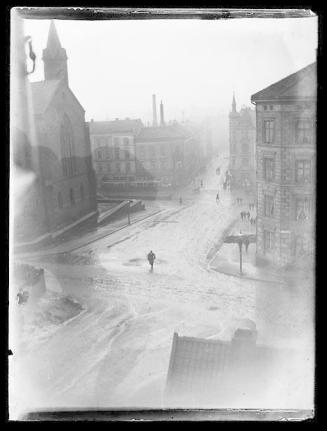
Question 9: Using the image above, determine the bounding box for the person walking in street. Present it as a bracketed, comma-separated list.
[147, 250, 156, 271]
[245, 237, 250, 253]
[240, 211, 244, 221]
[216, 192, 219, 203]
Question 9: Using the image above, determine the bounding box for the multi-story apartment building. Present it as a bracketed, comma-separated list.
[251, 62, 316, 266]
[89, 119, 143, 184]
[229, 94, 256, 192]
[135, 123, 201, 187]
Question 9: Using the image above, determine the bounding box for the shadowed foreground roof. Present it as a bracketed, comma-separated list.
[165, 332, 304, 408]
[251, 62, 317, 102]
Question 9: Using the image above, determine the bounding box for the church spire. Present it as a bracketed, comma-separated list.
[232, 92, 237, 113]
[42, 20, 69, 86]
[46, 20, 62, 52]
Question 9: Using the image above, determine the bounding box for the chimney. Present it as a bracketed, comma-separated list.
[160, 100, 165, 126]
[152, 94, 158, 127]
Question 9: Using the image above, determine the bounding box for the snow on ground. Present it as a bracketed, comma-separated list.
[10, 153, 313, 416]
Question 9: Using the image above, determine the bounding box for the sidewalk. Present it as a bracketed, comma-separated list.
[14, 201, 168, 259]
[208, 200, 286, 284]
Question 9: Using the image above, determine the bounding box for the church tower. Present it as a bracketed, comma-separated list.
[42, 21, 69, 86]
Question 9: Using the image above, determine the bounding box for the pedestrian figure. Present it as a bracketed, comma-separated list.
[216, 192, 219, 202]
[179, 197, 183, 205]
[240, 211, 243, 221]
[245, 238, 250, 253]
[147, 250, 156, 271]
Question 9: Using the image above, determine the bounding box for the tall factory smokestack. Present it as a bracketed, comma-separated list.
[160, 100, 165, 126]
[152, 94, 158, 127]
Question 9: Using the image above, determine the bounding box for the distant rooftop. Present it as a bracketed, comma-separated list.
[136, 124, 190, 142]
[89, 119, 144, 135]
[251, 62, 317, 102]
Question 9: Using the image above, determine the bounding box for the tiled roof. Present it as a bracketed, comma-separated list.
[136, 124, 190, 142]
[165, 331, 298, 406]
[30, 80, 62, 115]
[251, 62, 317, 102]
[89, 119, 144, 135]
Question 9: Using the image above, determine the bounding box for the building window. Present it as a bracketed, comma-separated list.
[264, 157, 274, 181]
[264, 105, 268, 111]
[114, 146, 120, 160]
[57, 192, 63, 209]
[264, 230, 274, 253]
[263, 120, 275, 144]
[242, 157, 249, 167]
[242, 143, 249, 153]
[70, 188, 75, 206]
[116, 163, 121, 174]
[113, 137, 120, 146]
[80, 184, 84, 201]
[264, 195, 274, 217]
[269, 105, 273, 111]
[160, 145, 166, 156]
[150, 160, 156, 170]
[97, 150, 102, 160]
[60, 114, 76, 177]
[126, 162, 131, 173]
[149, 147, 156, 158]
[125, 150, 130, 160]
[106, 164, 110, 173]
[295, 198, 311, 221]
[296, 119, 313, 145]
[295, 160, 311, 183]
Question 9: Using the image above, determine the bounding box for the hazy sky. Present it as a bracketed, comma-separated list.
[23, 15, 318, 124]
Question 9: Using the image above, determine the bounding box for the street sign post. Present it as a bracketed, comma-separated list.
[224, 234, 256, 275]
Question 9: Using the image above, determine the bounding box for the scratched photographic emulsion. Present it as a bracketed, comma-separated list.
[9, 8, 317, 421]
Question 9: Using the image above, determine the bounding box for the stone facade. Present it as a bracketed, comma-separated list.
[252, 63, 316, 266]
[229, 95, 256, 192]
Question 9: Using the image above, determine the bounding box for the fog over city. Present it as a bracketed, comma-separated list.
[10, 9, 317, 421]
[25, 17, 317, 124]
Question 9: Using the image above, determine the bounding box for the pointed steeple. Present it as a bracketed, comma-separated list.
[232, 92, 237, 113]
[46, 20, 63, 53]
[42, 20, 69, 86]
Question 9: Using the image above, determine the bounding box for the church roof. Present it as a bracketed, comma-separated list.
[251, 62, 317, 102]
[89, 119, 144, 135]
[30, 80, 62, 115]
[136, 124, 190, 142]
[30, 80, 85, 115]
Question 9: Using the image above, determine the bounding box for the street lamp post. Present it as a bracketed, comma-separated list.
[224, 233, 256, 276]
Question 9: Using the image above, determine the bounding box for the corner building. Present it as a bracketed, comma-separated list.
[251, 62, 316, 266]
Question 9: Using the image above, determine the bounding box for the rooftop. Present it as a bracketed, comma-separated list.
[89, 119, 144, 135]
[251, 62, 317, 102]
[30, 80, 62, 115]
[136, 124, 190, 142]
[165, 330, 301, 407]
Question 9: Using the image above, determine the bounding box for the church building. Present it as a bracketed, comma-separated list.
[14, 21, 97, 246]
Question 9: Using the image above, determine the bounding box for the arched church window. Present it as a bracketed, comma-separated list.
[60, 115, 76, 177]
[58, 191, 63, 209]
[70, 188, 75, 206]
